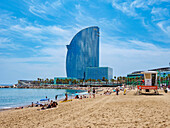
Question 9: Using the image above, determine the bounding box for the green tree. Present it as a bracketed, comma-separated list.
[105, 79, 108, 84]
[80, 80, 83, 85]
[97, 79, 101, 84]
[111, 79, 114, 84]
[55, 78, 59, 84]
[46, 78, 49, 84]
[92, 79, 96, 85]
[168, 74, 170, 86]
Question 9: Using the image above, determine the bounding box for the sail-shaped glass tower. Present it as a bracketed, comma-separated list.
[66, 26, 99, 79]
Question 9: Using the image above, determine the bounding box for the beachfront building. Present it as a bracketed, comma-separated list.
[17, 80, 40, 87]
[66, 26, 99, 79]
[127, 67, 170, 86]
[85, 67, 113, 80]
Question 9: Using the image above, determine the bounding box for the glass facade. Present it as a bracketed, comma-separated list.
[85, 67, 113, 80]
[66, 26, 99, 79]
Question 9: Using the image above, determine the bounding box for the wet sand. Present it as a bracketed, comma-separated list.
[0, 90, 169, 128]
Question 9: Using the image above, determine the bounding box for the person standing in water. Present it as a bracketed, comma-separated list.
[63, 92, 68, 101]
[55, 95, 58, 100]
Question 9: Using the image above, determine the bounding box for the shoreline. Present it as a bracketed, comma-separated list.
[0, 88, 88, 112]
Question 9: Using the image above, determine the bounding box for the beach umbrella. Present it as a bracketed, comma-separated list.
[40, 98, 49, 101]
[40, 98, 49, 105]
[79, 92, 88, 95]
[35, 103, 42, 105]
[75, 93, 79, 95]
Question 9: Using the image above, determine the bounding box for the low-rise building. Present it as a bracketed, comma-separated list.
[85, 67, 113, 80]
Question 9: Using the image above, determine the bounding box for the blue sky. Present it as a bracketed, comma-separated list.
[0, 0, 170, 84]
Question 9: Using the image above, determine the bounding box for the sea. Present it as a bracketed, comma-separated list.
[0, 88, 85, 109]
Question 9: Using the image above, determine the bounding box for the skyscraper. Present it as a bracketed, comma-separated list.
[66, 26, 99, 79]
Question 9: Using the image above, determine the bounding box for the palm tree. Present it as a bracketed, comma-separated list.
[80, 80, 84, 85]
[49, 79, 53, 84]
[161, 77, 164, 84]
[111, 79, 114, 85]
[168, 74, 170, 86]
[119, 76, 122, 84]
[72, 79, 77, 84]
[46, 78, 49, 84]
[105, 79, 108, 84]
[85, 80, 88, 85]
[122, 77, 126, 84]
[136, 77, 139, 85]
[117, 77, 120, 85]
[88, 78, 92, 85]
[56, 78, 60, 84]
[102, 77, 105, 81]
[114, 76, 116, 80]
[37, 81, 40, 85]
[97, 79, 101, 85]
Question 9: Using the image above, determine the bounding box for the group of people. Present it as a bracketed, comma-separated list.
[29, 87, 128, 111]
[88, 88, 96, 98]
[41, 99, 58, 110]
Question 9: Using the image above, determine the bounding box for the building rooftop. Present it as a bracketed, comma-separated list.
[148, 67, 170, 71]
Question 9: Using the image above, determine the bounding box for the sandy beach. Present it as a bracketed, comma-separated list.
[0, 89, 170, 128]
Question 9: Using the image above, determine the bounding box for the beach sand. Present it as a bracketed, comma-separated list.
[0, 89, 170, 128]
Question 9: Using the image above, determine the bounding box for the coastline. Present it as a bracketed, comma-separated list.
[0, 87, 88, 111]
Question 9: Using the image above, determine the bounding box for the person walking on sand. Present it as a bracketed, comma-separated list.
[88, 88, 91, 98]
[116, 88, 119, 95]
[93, 88, 96, 98]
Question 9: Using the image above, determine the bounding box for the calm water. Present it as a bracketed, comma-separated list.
[0, 88, 84, 109]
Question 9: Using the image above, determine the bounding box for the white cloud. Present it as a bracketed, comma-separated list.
[100, 40, 170, 76]
[151, 7, 169, 21]
[0, 37, 23, 50]
[25, 0, 62, 19]
[157, 20, 170, 36]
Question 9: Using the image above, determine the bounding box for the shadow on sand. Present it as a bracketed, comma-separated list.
[140, 93, 163, 96]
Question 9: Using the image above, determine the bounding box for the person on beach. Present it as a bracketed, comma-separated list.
[93, 88, 95, 98]
[31, 102, 34, 107]
[116, 88, 119, 95]
[63, 93, 68, 101]
[124, 88, 127, 95]
[88, 88, 91, 98]
[55, 95, 58, 100]
[52, 101, 57, 107]
[47, 100, 53, 108]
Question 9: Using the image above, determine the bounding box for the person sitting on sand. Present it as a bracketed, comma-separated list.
[28, 102, 34, 107]
[41, 105, 46, 110]
[75, 95, 79, 99]
[80, 96, 82, 99]
[104, 90, 111, 95]
[52, 101, 58, 107]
